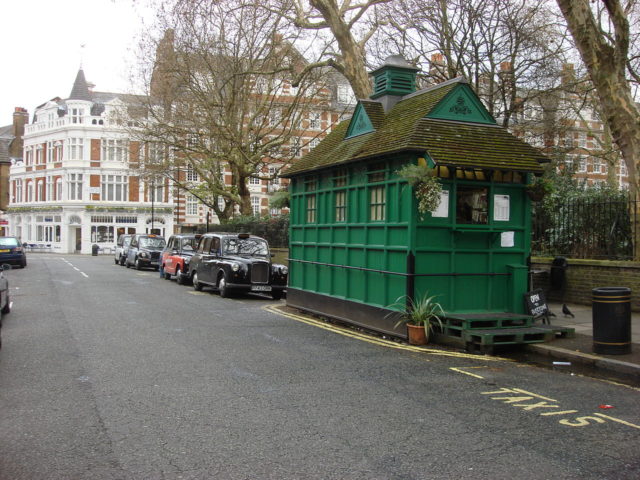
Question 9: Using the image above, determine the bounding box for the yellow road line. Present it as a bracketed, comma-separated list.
[593, 413, 640, 429]
[450, 367, 485, 379]
[263, 304, 508, 361]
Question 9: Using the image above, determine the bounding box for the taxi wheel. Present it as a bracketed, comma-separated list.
[192, 272, 203, 291]
[176, 268, 186, 285]
[135, 258, 142, 270]
[218, 275, 230, 298]
[1, 297, 10, 314]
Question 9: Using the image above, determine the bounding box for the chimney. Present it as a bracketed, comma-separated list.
[561, 63, 575, 85]
[13, 107, 28, 138]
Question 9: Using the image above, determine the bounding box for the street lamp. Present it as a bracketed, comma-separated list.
[151, 178, 155, 233]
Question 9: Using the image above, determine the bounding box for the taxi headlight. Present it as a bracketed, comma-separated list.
[231, 262, 240, 272]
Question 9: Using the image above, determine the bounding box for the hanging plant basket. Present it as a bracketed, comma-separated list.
[397, 164, 443, 214]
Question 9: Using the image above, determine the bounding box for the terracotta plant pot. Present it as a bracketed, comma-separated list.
[407, 323, 428, 345]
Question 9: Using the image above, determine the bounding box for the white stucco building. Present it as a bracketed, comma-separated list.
[7, 69, 173, 254]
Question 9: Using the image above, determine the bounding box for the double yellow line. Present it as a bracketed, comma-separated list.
[263, 304, 507, 362]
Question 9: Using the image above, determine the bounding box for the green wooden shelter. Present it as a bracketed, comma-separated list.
[282, 56, 551, 347]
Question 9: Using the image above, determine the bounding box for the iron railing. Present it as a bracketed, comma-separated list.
[532, 197, 638, 260]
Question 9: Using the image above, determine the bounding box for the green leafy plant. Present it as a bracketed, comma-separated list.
[269, 190, 290, 210]
[388, 293, 445, 341]
[397, 163, 442, 214]
[526, 176, 553, 201]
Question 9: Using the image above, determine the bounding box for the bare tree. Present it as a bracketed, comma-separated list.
[131, 0, 333, 221]
[379, 0, 570, 129]
[556, 0, 640, 194]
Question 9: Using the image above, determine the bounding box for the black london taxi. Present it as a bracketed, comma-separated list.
[125, 234, 166, 270]
[188, 233, 287, 300]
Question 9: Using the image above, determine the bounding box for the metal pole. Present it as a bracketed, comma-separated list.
[151, 179, 155, 233]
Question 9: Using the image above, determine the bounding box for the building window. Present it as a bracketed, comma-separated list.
[25, 147, 33, 166]
[593, 158, 602, 173]
[26, 182, 34, 203]
[577, 156, 587, 172]
[68, 173, 83, 200]
[101, 174, 128, 202]
[147, 143, 164, 164]
[68, 138, 84, 160]
[337, 85, 355, 104]
[251, 196, 261, 215]
[47, 141, 54, 164]
[36, 145, 44, 165]
[186, 166, 198, 182]
[308, 112, 321, 130]
[15, 179, 23, 203]
[102, 139, 129, 162]
[186, 194, 199, 216]
[148, 177, 164, 203]
[291, 137, 301, 157]
[249, 176, 261, 185]
[91, 225, 115, 243]
[369, 186, 386, 221]
[56, 178, 62, 201]
[36, 180, 44, 202]
[46, 177, 54, 201]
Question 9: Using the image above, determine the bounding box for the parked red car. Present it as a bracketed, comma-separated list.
[161, 234, 201, 284]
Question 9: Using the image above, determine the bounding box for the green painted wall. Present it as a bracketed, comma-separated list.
[289, 157, 532, 314]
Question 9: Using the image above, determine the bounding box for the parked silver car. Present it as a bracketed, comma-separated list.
[115, 234, 133, 266]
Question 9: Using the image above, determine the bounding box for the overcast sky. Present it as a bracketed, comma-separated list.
[1, 0, 153, 125]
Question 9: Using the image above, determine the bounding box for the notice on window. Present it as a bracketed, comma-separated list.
[501, 231, 515, 248]
[494, 195, 510, 221]
[431, 190, 449, 218]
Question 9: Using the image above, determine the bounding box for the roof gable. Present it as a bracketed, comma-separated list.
[426, 83, 495, 124]
[345, 103, 374, 138]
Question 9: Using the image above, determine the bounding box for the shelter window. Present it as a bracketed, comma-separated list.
[368, 162, 386, 183]
[333, 169, 347, 187]
[306, 195, 317, 223]
[370, 186, 386, 221]
[456, 186, 488, 224]
[335, 190, 347, 222]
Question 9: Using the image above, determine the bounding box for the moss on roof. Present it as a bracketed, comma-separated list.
[283, 79, 548, 177]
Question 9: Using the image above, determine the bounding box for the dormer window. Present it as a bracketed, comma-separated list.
[71, 108, 84, 124]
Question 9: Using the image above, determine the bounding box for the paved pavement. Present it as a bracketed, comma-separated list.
[524, 302, 640, 382]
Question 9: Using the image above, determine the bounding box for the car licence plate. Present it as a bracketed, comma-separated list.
[251, 285, 272, 292]
[0, 249, 9, 253]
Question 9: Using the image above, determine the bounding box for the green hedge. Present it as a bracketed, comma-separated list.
[205, 215, 290, 248]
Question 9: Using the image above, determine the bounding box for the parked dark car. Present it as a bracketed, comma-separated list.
[188, 233, 287, 299]
[0, 264, 12, 349]
[161, 234, 201, 284]
[125, 234, 166, 270]
[0, 236, 27, 268]
[115, 234, 133, 266]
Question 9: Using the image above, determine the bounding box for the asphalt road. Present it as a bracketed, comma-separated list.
[0, 254, 639, 480]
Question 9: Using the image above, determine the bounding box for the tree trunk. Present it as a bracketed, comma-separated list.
[557, 0, 640, 197]
[310, 0, 372, 99]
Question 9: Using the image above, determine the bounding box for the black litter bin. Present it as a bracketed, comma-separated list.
[550, 256, 568, 291]
[592, 287, 631, 355]
[92, 244, 99, 256]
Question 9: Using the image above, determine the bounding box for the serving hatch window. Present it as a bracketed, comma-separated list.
[456, 186, 488, 224]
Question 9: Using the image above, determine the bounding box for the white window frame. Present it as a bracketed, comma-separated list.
[101, 174, 129, 202]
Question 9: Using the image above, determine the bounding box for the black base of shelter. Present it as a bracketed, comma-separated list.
[286, 288, 405, 339]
